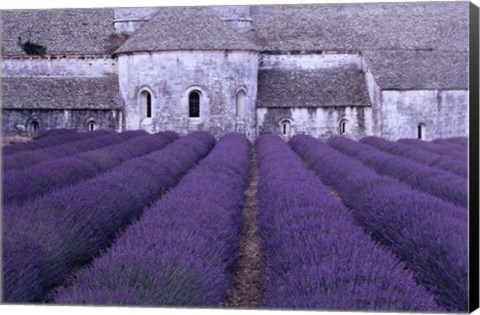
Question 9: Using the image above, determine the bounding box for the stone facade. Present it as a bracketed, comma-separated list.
[1, 54, 121, 135]
[1, 56, 117, 78]
[2, 109, 121, 135]
[118, 50, 258, 139]
[379, 90, 468, 140]
[257, 106, 372, 140]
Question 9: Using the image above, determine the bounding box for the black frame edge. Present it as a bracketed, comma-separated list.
[470, 1, 480, 313]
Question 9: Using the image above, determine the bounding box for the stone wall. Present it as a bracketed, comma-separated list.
[379, 89, 468, 140]
[113, 8, 161, 34]
[361, 56, 382, 136]
[1, 48, 468, 141]
[437, 90, 469, 137]
[256, 106, 372, 140]
[2, 109, 122, 136]
[2, 55, 121, 136]
[118, 50, 259, 139]
[1, 56, 117, 77]
[260, 53, 361, 71]
[256, 52, 372, 140]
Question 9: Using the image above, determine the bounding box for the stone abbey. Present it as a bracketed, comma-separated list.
[1, 2, 469, 140]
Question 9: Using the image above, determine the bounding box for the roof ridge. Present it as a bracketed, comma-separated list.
[114, 6, 259, 54]
[113, 9, 164, 55]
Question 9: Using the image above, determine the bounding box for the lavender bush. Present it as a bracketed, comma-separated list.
[329, 137, 467, 208]
[33, 128, 77, 139]
[360, 136, 467, 177]
[290, 135, 468, 311]
[2, 131, 215, 303]
[432, 138, 468, 153]
[3, 131, 179, 205]
[54, 133, 250, 306]
[3, 129, 111, 155]
[3, 130, 146, 171]
[435, 137, 468, 147]
[255, 135, 440, 311]
[399, 138, 466, 161]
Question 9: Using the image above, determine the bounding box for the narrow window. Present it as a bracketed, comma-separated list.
[236, 90, 246, 119]
[281, 120, 290, 136]
[189, 91, 200, 118]
[140, 91, 152, 118]
[418, 123, 425, 140]
[340, 120, 347, 135]
[88, 121, 97, 131]
[30, 121, 39, 133]
[146, 93, 152, 118]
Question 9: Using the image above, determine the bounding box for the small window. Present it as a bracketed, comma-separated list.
[418, 123, 425, 140]
[140, 90, 152, 118]
[189, 91, 200, 118]
[236, 90, 246, 119]
[281, 120, 291, 136]
[88, 121, 97, 131]
[340, 120, 347, 135]
[146, 93, 152, 118]
[30, 121, 39, 133]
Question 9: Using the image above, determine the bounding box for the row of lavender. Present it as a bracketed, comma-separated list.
[3, 132, 215, 303]
[400, 138, 467, 161]
[328, 137, 467, 207]
[2, 131, 468, 310]
[290, 135, 468, 311]
[3, 130, 148, 171]
[434, 136, 467, 149]
[432, 138, 468, 152]
[55, 133, 251, 306]
[33, 128, 78, 139]
[431, 136, 468, 147]
[361, 137, 467, 177]
[255, 135, 439, 311]
[3, 129, 110, 155]
[4, 131, 178, 205]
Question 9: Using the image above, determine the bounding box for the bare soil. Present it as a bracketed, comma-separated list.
[223, 148, 264, 308]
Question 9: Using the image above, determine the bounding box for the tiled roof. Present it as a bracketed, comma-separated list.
[257, 69, 371, 108]
[362, 50, 468, 90]
[114, 6, 259, 53]
[116, 2, 468, 53]
[1, 9, 116, 56]
[1, 76, 121, 109]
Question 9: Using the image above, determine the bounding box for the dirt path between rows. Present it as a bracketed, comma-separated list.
[223, 148, 263, 308]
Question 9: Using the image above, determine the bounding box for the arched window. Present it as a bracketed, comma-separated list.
[236, 90, 246, 119]
[30, 121, 39, 133]
[189, 91, 200, 118]
[418, 123, 425, 140]
[146, 93, 152, 118]
[88, 121, 97, 131]
[139, 90, 152, 118]
[340, 119, 348, 135]
[280, 120, 291, 136]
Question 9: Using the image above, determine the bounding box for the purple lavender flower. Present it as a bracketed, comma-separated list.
[3, 129, 111, 155]
[3, 131, 215, 303]
[290, 135, 468, 311]
[3, 131, 178, 205]
[54, 133, 250, 307]
[255, 135, 440, 311]
[329, 136, 467, 208]
[3, 130, 147, 171]
[361, 136, 467, 177]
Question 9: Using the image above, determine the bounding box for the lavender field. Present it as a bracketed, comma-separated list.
[1, 130, 469, 312]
